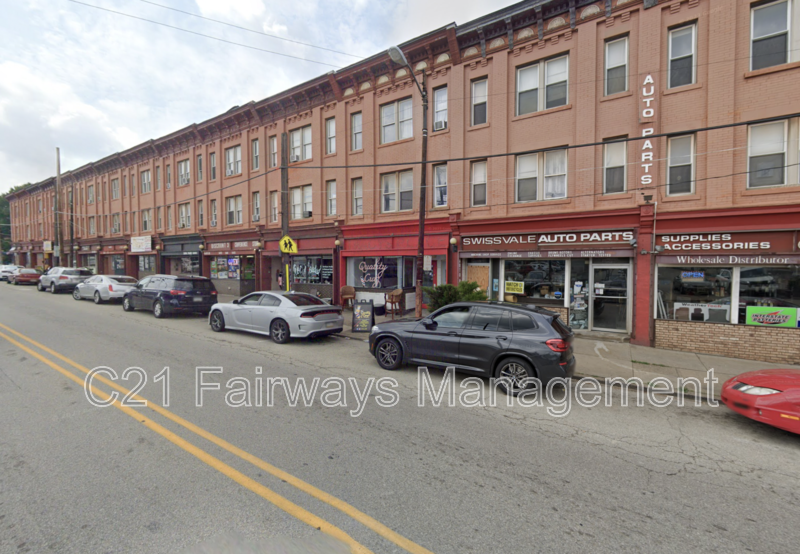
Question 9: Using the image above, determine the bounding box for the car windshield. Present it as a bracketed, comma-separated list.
[283, 294, 326, 306]
[111, 277, 138, 285]
[20, 269, 39, 274]
[174, 279, 215, 291]
[64, 269, 93, 276]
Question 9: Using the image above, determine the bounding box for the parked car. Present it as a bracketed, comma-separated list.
[721, 370, 800, 435]
[368, 301, 576, 395]
[0, 265, 22, 281]
[209, 291, 343, 344]
[72, 274, 139, 304]
[38, 267, 93, 293]
[9, 268, 42, 286]
[122, 275, 217, 318]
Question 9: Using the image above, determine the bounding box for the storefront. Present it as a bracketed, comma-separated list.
[160, 235, 203, 277]
[100, 244, 129, 276]
[265, 230, 339, 302]
[205, 240, 260, 297]
[78, 245, 101, 274]
[129, 236, 158, 279]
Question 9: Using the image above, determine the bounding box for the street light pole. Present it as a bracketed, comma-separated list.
[388, 46, 428, 319]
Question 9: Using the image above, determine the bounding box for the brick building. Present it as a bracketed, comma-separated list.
[7, 0, 800, 362]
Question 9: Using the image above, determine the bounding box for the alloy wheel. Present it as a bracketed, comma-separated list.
[377, 340, 399, 368]
[94, 292, 102, 304]
[153, 301, 164, 318]
[499, 362, 529, 391]
[50, 283, 56, 294]
[210, 311, 225, 332]
[73, 288, 81, 300]
[271, 320, 288, 343]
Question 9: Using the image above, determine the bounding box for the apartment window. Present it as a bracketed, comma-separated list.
[225, 145, 242, 176]
[113, 213, 121, 233]
[167, 206, 172, 230]
[668, 25, 696, 88]
[198, 200, 204, 226]
[748, 121, 787, 188]
[667, 135, 694, 195]
[226, 195, 243, 225]
[178, 159, 191, 186]
[131, 174, 135, 196]
[87, 185, 95, 204]
[514, 150, 568, 202]
[471, 79, 488, 125]
[471, 161, 487, 206]
[142, 209, 152, 232]
[37, 199, 43, 213]
[132, 210, 137, 233]
[433, 87, 448, 129]
[197, 154, 203, 181]
[209, 152, 216, 180]
[89, 216, 96, 235]
[326, 118, 336, 154]
[291, 185, 312, 219]
[269, 136, 278, 167]
[251, 139, 260, 170]
[352, 178, 363, 215]
[252, 191, 261, 222]
[604, 139, 627, 194]
[433, 165, 447, 207]
[210, 199, 218, 227]
[176, 203, 190, 229]
[515, 155, 538, 202]
[326, 180, 336, 215]
[544, 150, 568, 199]
[270, 191, 278, 222]
[166, 165, 171, 189]
[290, 126, 312, 161]
[156, 208, 162, 230]
[752, 1, 790, 70]
[382, 170, 413, 213]
[351, 113, 363, 150]
[156, 166, 161, 190]
[381, 99, 413, 144]
[605, 37, 628, 95]
[141, 170, 151, 194]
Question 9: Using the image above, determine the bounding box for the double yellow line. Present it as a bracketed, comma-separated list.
[0, 322, 434, 554]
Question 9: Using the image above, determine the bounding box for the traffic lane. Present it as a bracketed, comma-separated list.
[0, 338, 323, 554]
[3, 285, 800, 553]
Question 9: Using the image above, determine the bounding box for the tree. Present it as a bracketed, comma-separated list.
[423, 281, 488, 311]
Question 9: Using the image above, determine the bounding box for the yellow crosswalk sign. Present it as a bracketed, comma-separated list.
[279, 235, 297, 254]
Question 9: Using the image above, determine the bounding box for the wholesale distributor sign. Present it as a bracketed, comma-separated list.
[745, 306, 798, 328]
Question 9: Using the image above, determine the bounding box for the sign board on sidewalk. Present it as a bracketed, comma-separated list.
[352, 300, 375, 333]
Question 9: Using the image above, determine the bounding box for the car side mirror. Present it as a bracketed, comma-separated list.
[232, 299, 239, 305]
[421, 318, 436, 329]
[136, 283, 143, 289]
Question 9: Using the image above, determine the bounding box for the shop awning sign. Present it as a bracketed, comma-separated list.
[131, 236, 152, 253]
[279, 235, 298, 254]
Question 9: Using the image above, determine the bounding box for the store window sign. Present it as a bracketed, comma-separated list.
[131, 236, 152, 253]
[359, 260, 388, 288]
[680, 271, 704, 282]
[505, 281, 524, 294]
[746, 306, 798, 328]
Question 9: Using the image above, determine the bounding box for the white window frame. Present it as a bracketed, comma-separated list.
[142, 209, 152, 232]
[603, 139, 627, 194]
[87, 185, 95, 205]
[667, 134, 696, 195]
[113, 213, 121, 233]
[225, 145, 242, 176]
[514, 150, 569, 202]
[167, 206, 173, 230]
[516, 55, 569, 115]
[111, 179, 120, 200]
[352, 178, 363, 215]
[226, 195, 243, 225]
[433, 165, 447, 207]
[178, 202, 191, 228]
[381, 170, 413, 213]
[668, 24, 697, 89]
[471, 79, 488, 125]
[89, 216, 96, 235]
[209, 152, 217, 180]
[270, 191, 278, 222]
[197, 154, 203, 181]
[750, 0, 791, 71]
[747, 120, 788, 189]
[326, 118, 336, 154]
[141, 170, 151, 194]
[166, 165, 171, 189]
[326, 180, 337, 215]
[252, 191, 261, 221]
[604, 37, 628, 96]
[291, 185, 312, 219]
[269, 136, 278, 167]
[178, 159, 191, 186]
[290, 126, 312, 161]
[198, 200, 204, 226]
[433, 87, 448, 128]
[156, 167, 161, 190]
[471, 161, 488, 206]
[210, 199, 217, 227]
[251, 139, 260, 170]
[380, 98, 413, 144]
[351, 113, 363, 151]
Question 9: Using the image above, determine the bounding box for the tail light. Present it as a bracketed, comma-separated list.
[546, 338, 569, 353]
[169, 290, 187, 295]
[108, 285, 114, 292]
[301, 310, 340, 318]
[59, 276, 69, 280]
[210, 290, 217, 295]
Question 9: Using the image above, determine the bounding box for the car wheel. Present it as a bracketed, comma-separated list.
[153, 300, 165, 319]
[270, 319, 290, 344]
[13, 280, 18, 286]
[375, 338, 403, 370]
[72, 288, 81, 300]
[37, 282, 44, 292]
[94, 291, 103, 305]
[50, 283, 57, 294]
[495, 357, 537, 396]
[122, 297, 135, 312]
[210, 310, 225, 332]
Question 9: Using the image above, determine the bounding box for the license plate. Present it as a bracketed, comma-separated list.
[326, 322, 335, 328]
[193, 296, 203, 302]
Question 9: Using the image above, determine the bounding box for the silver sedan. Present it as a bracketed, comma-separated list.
[208, 291, 344, 344]
[73, 275, 139, 304]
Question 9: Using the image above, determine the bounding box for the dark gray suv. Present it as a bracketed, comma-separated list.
[368, 302, 575, 395]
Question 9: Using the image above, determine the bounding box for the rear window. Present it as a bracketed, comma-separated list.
[550, 317, 572, 337]
[111, 277, 138, 285]
[511, 312, 537, 331]
[174, 279, 215, 291]
[64, 269, 93, 276]
[21, 269, 39, 274]
[284, 294, 325, 306]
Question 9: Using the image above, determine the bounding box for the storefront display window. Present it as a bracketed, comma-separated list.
[569, 259, 589, 329]
[503, 259, 565, 304]
[347, 256, 417, 288]
[737, 266, 800, 326]
[211, 256, 240, 279]
[291, 256, 333, 284]
[656, 266, 732, 322]
[179, 256, 200, 275]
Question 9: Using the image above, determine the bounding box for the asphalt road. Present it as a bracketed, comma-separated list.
[1, 282, 799, 554]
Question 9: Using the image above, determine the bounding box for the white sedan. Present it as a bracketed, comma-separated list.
[208, 291, 344, 344]
[72, 274, 139, 304]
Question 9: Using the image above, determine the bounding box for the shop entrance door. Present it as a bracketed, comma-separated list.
[590, 265, 630, 332]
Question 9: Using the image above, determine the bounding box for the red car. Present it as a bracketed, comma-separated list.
[721, 370, 800, 435]
[10, 268, 43, 286]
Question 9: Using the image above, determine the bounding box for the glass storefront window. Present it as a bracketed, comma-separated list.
[657, 266, 732, 322]
[211, 256, 242, 279]
[569, 259, 590, 329]
[504, 259, 566, 304]
[179, 256, 200, 275]
[347, 256, 416, 288]
[291, 256, 333, 284]
[138, 255, 156, 272]
[737, 266, 800, 325]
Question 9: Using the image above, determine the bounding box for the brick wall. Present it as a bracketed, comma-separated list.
[655, 320, 800, 365]
[546, 306, 569, 323]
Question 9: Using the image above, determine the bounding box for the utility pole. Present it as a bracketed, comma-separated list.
[280, 132, 290, 291]
[55, 147, 61, 267]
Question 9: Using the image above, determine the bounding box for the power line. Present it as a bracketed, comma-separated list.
[136, 0, 363, 59]
[66, 0, 341, 68]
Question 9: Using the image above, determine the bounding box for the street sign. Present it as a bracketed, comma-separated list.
[279, 235, 298, 254]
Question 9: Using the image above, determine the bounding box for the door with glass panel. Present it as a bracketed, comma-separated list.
[590, 265, 630, 332]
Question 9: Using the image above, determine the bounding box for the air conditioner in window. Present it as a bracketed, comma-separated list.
[113, 225, 120, 233]
[252, 214, 260, 222]
[210, 218, 217, 227]
[433, 120, 447, 131]
[303, 210, 312, 219]
[290, 155, 301, 163]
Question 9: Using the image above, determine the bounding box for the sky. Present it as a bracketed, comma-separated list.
[0, 0, 520, 194]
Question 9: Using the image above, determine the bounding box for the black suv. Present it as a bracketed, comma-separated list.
[368, 302, 575, 395]
[122, 275, 217, 318]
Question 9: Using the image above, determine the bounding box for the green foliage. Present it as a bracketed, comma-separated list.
[423, 281, 488, 311]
